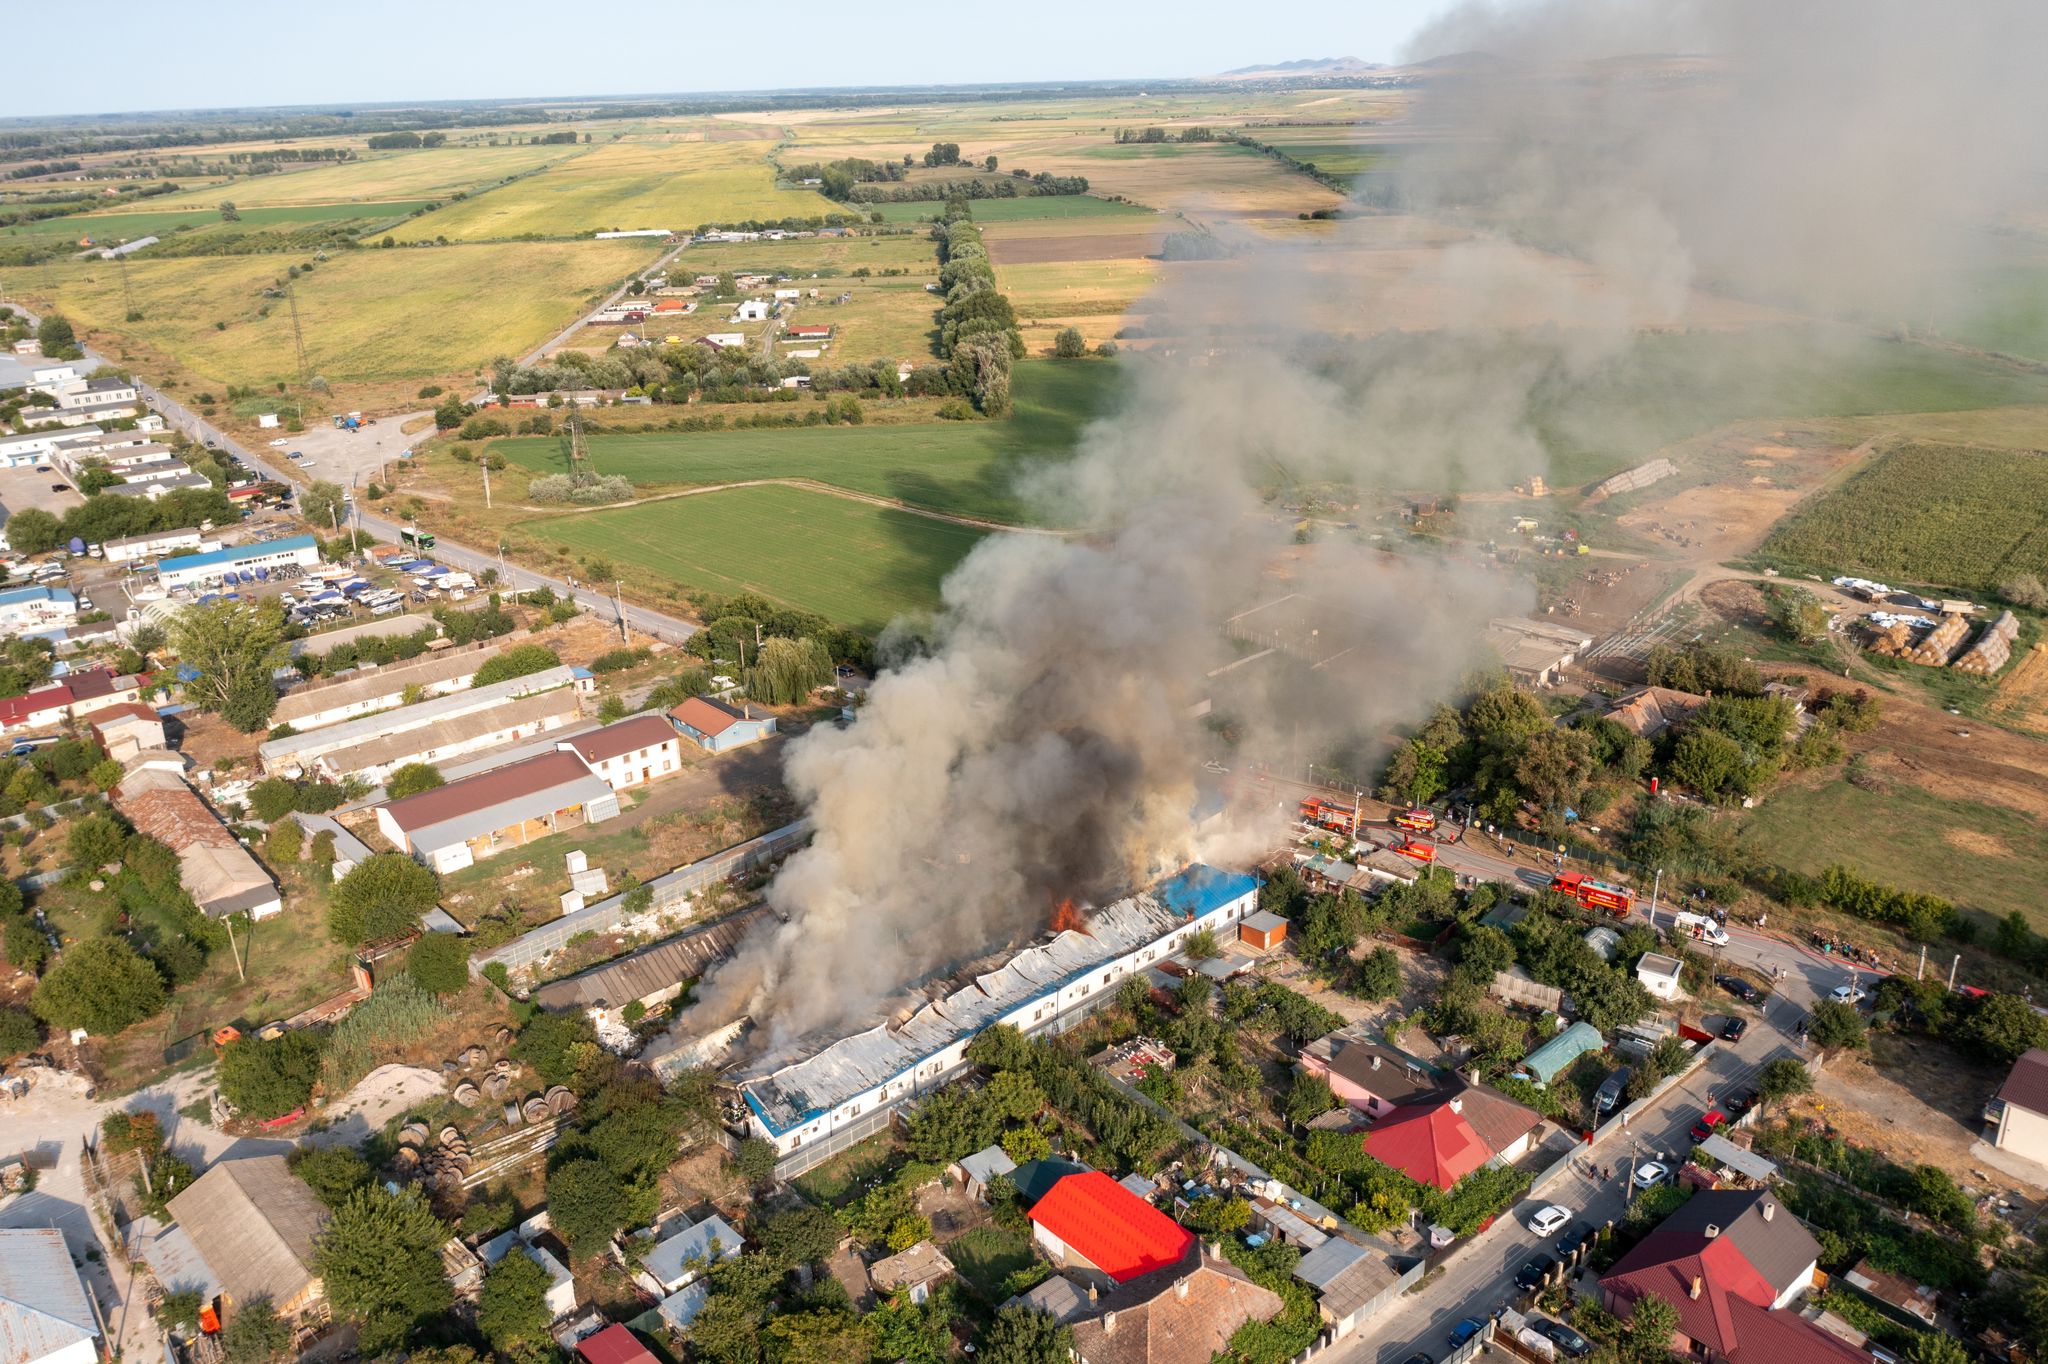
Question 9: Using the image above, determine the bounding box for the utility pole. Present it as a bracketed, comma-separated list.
[222, 913, 246, 983]
[115, 253, 139, 321]
[1948, 953, 1961, 992]
[1916, 944, 1926, 981]
[284, 276, 313, 418]
[615, 579, 629, 644]
[1648, 867, 1663, 928]
[482, 457, 492, 509]
[498, 540, 508, 587]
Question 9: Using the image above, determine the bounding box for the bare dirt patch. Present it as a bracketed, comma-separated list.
[985, 229, 1166, 265]
[1990, 642, 2048, 735]
[1944, 828, 2014, 858]
[1858, 694, 2048, 823]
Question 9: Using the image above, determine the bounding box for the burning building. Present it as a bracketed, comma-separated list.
[722, 865, 1256, 1169]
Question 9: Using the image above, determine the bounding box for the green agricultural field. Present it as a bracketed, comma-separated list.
[528, 483, 989, 629]
[869, 195, 1155, 224]
[0, 238, 656, 390]
[1534, 331, 2048, 488]
[140, 143, 580, 208]
[496, 360, 1119, 523]
[1, 201, 430, 244]
[1740, 777, 2048, 929]
[392, 139, 838, 241]
[1758, 442, 2048, 589]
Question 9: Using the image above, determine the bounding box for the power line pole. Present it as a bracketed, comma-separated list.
[614, 580, 629, 644]
[115, 254, 139, 321]
[482, 457, 492, 509]
[284, 276, 312, 421]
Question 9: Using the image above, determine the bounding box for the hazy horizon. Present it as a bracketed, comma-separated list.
[0, 0, 1445, 121]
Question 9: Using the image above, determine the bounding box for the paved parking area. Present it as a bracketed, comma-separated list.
[259, 409, 428, 488]
[0, 461, 86, 518]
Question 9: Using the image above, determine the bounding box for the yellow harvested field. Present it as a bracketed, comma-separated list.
[795, 282, 939, 363]
[1017, 141, 1344, 219]
[0, 238, 656, 391]
[141, 144, 580, 208]
[672, 234, 937, 275]
[994, 257, 1162, 320]
[393, 140, 838, 241]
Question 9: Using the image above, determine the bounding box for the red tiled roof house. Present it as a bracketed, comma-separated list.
[1361, 1083, 1541, 1190]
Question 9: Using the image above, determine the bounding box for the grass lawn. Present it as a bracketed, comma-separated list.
[948, 1224, 1040, 1302]
[790, 1130, 901, 1206]
[0, 238, 656, 391]
[1533, 331, 2048, 489]
[496, 359, 1120, 524]
[526, 483, 990, 630]
[392, 139, 837, 241]
[1739, 776, 2048, 928]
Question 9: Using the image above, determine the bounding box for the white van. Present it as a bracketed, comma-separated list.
[1672, 911, 1729, 947]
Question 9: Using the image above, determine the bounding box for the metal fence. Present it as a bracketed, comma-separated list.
[474, 817, 812, 981]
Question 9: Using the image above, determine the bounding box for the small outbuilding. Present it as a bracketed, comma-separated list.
[1239, 910, 1288, 950]
[1636, 952, 1684, 1000]
[669, 696, 778, 753]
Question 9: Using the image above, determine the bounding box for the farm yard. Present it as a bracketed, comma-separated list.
[0, 237, 658, 395]
[487, 360, 1120, 525]
[523, 482, 990, 630]
[1759, 442, 2048, 589]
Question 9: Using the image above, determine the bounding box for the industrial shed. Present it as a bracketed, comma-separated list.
[376, 749, 619, 874]
[165, 1155, 328, 1318]
[532, 907, 770, 1028]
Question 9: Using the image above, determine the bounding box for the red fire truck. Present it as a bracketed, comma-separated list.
[1393, 835, 1438, 864]
[1394, 808, 1438, 833]
[1550, 871, 1634, 915]
[1299, 797, 1359, 835]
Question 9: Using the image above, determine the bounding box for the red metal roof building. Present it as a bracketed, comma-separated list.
[575, 1324, 659, 1364]
[1027, 1170, 1194, 1287]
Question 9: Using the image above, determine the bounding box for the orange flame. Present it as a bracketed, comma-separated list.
[1050, 898, 1084, 934]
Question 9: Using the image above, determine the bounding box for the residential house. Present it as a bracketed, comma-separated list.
[1483, 617, 1594, 688]
[1518, 1021, 1605, 1086]
[271, 644, 499, 733]
[634, 1214, 743, 1297]
[733, 299, 769, 322]
[0, 586, 77, 634]
[557, 714, 682, 791]
[112, 768, 282, 921]
[0, 1228, 101, 1364]
[1065, 1243, 1286, 1364]
[532, 906, 767, 1029]
[1599, 1187, 1847, 1363]
[1361, 1082, 1542, 1191]
[574, 1323, 657, 1364]
[1297, 1024, 1440, 1119]
[1607, 686, 1708, 740]
[1290, 1236, 1404, 1340]
[869, 1241, 955, 1305]
[478, 1213, 577, 1320]
[1637, 952, 1684, 1000]
[669, 695, 777, 753]
[88, 702, 166, 762]
[954, 1144, 1018, 1203]
[1987, 1047, 2048, 1165]
[59, 668, 142, 721]
[165, 1155, 328, 1319]
[1028, 1171, 1194, 1288]
[375, 749, 620, 874]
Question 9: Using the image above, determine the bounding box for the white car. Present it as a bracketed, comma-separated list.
[1831, 985, 1867, 1005]
[269, 438, 289, 447]
[1529, 1204, 1573, 1237]
[1632, 1161, 1670, 1189]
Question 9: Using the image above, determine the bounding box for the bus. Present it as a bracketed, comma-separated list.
[400, 528, 436, 551]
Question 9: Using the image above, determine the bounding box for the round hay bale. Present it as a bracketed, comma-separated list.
[399, 1122, 429, 1148]
[492, 1025, 514, 1053]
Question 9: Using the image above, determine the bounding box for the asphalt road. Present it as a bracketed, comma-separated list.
[0, 296, 704, 646]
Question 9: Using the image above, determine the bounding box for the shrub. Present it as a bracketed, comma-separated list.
[1051, 327, 1087, 358]
[406, 932, 472, 996]
[31, 937, 165, 1035]
[218, 1031, 325, 1119]
[384, 763, 445, 799]
[329, 853, 441, 944]
[472, 645, 561, 688]
[0, 1006, 39, 1058]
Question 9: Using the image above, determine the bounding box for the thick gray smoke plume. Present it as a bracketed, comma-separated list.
[688, 0, 2048, 1051]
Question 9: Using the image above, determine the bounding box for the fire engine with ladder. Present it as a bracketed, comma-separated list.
[1550, 871, 1634, 915]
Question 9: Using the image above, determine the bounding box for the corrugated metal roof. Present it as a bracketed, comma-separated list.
[166, 1156, 326, 1308]
[0, 1228, 97, 1364]
[643, 1215, 741, 1287]
[533, 908, 769, 1012]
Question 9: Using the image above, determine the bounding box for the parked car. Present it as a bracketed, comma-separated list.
[1400, 1355, 1437, 1364]
[1595, 1067, 1633, 1113]
[1555, 1223, 1594, 1258]
[49, 483, 69, 493]
[1633, 1160, 1671, 1188]
[1515, 1255, 1559, 1292]
[1529, 1205, 1573, 1237]
[287, 451, 304, 461]
[269, 438, 289, 447]
[1722, 1016, 1749, 1042]
[1532, 1317, 1593, 1357]
[1832, 984, 1868, 1005]
[32, 465, 50, 474]
[1447, 1318, 1486, 1349]
[1715, 974, 1759, 1002]
[1725, 1087, 1758, 1117]
[1691, 1110, 1728, 1141]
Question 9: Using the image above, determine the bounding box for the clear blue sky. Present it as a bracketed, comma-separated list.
[2, 0, 1450, 120]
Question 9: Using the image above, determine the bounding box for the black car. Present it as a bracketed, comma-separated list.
[1400, 1354, 1437, 1364]
[1556, 1222, 1594, 1258]
[1722, 1015, 1749, 1042]
[1725, 1087, 1758, 1117]
[1515, 1255, 1559, 1291]
[1533, 1317, 1593, 1357]
[1715, 974, 1759, 1002]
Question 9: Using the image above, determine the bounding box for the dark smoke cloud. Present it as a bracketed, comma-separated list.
[684, 0, 2045, 1052]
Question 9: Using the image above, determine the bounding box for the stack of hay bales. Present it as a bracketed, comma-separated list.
[1904, 612, 1971, 666]
[1953, 610, 2020, 675]
[1869, 619, 1917, 656]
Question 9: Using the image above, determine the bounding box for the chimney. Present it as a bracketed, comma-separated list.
[1372, 1054, 1382, 1070]
[1690, 1276, 1703, 1300]
[1176, 1277, 1190, 1300]
[1763, 1201, 1775, 1221]
[1104, 1311, 1118, 1336]
[1087, 1284, 1098, 1305]
[1448, 1097, 1464, 1114]
[1705, 1224, 1720, 1239]
[1207, 1240, 1222, 1261]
